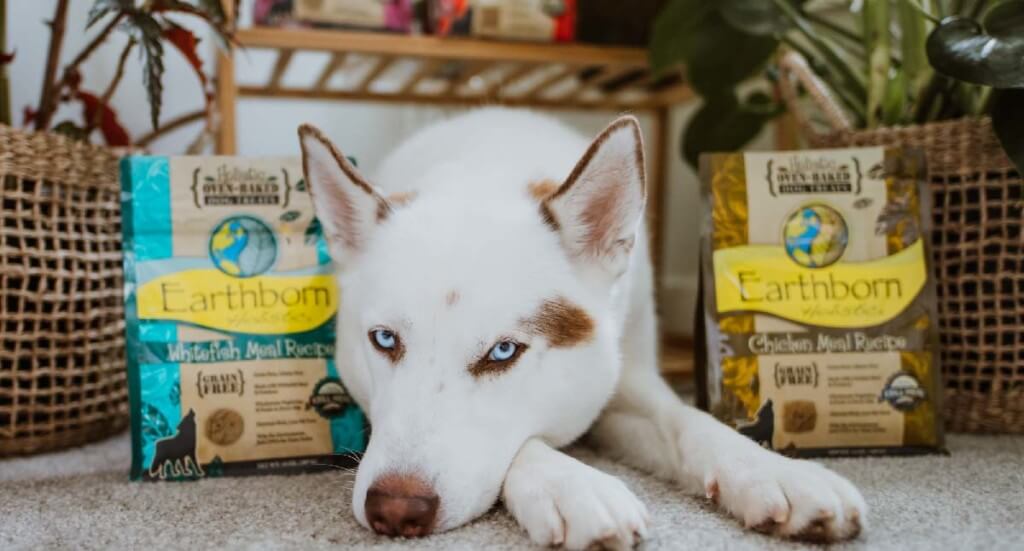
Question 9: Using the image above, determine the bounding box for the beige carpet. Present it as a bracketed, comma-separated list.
[2, 429, 1022, 550]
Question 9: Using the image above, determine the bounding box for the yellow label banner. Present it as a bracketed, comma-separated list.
[714, 240, 927, 328]
[137, 269, 338, 335]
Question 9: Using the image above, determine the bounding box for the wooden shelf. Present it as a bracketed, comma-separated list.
[661, 338, 694, 376]
[231, 27, 693, 111]
[216, 27, 693, 330]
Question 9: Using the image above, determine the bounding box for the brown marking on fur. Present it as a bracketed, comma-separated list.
[521, 297, 595, 348]
[539, 202, 560, 232]
[545, 117, 646, 204]
[445, 290, 460, 307]
[388, 190, 418, 207]
[527, 179, 559, 201]
[540, 117, 646, 243]
[298, 124, 391, 246]
[368, 328, 405, 364]
[468, 341, 528, 378]
[579, 179, 624, 255]
[376, 191, 417, 223]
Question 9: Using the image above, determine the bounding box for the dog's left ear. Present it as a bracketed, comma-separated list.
[542, 116, 646, 279]
[298, 124, 390, 269]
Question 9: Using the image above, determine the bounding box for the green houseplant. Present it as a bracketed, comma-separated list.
[654, 0, 1024, 435]
[650, 0, 1023, 172]
[18, 0, 237, 148]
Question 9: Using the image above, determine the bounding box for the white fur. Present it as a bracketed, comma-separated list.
[298, 108, 867, 548]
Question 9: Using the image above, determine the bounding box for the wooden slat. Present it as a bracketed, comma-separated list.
[490, 63, 538, 97]
[268, 49, 294, 90]
[314, 53, 347, 91]
[356, 56, 395, 94]
[523, 65, 575, 100]
[215, 0, 237, 154]
[649, 107, 669, 287]
[238, 85, 660, 112]
[399, 58, 442, 95]
[645, 85, 696, 107]
[660, 337, 694, 375]
[237, 27, 648, 67]
[446, 61, 491, 97]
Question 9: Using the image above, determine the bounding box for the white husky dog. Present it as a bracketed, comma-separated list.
[297, 108, 866, 549]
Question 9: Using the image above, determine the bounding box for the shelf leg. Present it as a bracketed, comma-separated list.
[216, 0, 238, 154]
[649, 106, 670, 299]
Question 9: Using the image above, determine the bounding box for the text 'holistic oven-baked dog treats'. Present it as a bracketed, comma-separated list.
[697, 147, 945, 457]
[121, 156, 367, 480]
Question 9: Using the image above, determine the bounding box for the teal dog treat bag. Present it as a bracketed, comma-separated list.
[121, 156, 366, 480]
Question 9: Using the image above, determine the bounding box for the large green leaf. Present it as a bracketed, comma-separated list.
[991, 88, 1024, 176]
[682, 92, 782, 169]
[719, 0, 792, 35]
[881, 68, 909, 125]
[125, 13, 166, 129]
[87, 0, 130, 29]
[649, 0, 715, 75]
[864, 0, 892, 127]
[899, 0, 934, 100]
[926, 1, 1024, 88]
[686, 11, 778, 96]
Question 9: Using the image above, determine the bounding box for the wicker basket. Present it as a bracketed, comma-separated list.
[0, 125, 128, 456]
[779, 53, 1024, 433]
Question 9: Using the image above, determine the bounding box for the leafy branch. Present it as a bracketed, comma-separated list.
[649, 0, 1024, 175]
[23, 0, 238, 148]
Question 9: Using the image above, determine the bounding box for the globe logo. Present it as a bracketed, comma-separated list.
[782, 204, 848, 268]
[208, 216, 277, 277]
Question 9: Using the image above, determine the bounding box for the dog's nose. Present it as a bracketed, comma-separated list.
[365, 473, 439, 538]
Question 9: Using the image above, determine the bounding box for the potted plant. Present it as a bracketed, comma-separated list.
[651, 0, 1023, 434]
[0, 0, 236, 457]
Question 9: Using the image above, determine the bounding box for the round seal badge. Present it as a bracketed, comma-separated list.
[879, 371, 927, 411]
[307, 377, 354, 419]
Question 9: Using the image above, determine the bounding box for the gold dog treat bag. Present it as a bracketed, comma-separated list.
[122, 156, 367, 480]
[696, 147, 945, 457]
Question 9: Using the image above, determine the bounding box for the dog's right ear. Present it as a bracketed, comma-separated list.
[298, 124, 390, 268]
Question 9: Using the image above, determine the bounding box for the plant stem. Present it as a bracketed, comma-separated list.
[904, 0, 942, 23]
[978, 86, 994, 115]
[63, 13, 126, 84]
[864, 0, 892, 128]
[0, 0, 10, 126]
[134, 109, 206, 147]
[86, 39, 134, 136]
[781, 37, 866, 124]
[913, 74, 944, 122]
[804, 13, 863, 50]
[34, 0, 70, 130]
[772, 0, 868, 108]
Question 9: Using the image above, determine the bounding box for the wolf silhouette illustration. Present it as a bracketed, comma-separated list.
[738, 399, 775, 448]
[148, 409, 205, 480]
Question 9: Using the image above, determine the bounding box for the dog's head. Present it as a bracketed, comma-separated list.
[298, 116, 646, 536]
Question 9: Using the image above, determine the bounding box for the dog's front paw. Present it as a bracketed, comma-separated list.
[707, 454, 866, 542]
[503, 443, 649, 550]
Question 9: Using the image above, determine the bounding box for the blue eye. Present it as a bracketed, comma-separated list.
[489, 341, 518, 361]
[371, 329, 396, 350]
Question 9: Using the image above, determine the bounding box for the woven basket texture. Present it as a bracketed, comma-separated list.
[807, 118, 1023, 433]
[0, 125, 128, 456]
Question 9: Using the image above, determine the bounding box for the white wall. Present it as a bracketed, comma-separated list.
[8, 1, 779, 337]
